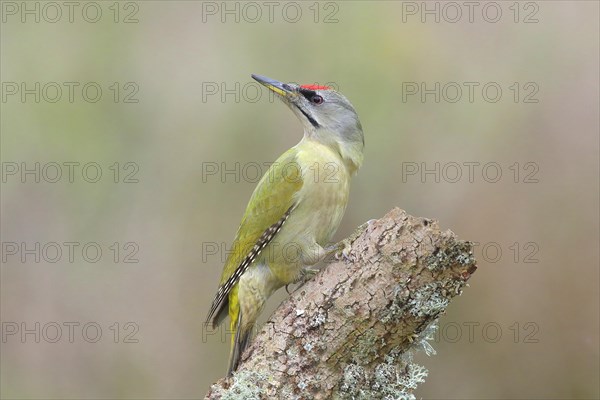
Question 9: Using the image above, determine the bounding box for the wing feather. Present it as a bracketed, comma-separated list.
[206, 148, 303, 327]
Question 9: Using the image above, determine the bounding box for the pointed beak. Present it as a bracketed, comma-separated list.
[252, 74, 295, 98]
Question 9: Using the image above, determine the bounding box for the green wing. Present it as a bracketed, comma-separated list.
[206, 147, 303, 327]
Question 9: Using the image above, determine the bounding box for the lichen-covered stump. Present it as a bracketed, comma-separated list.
[205, 208, 477, 400]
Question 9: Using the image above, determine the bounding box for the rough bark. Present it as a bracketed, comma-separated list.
[205, 208, 477, 400]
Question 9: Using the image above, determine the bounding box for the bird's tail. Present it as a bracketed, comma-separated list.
[227, 309, 252, 376]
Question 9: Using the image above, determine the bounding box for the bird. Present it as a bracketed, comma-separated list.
[206, 74, 364, 376]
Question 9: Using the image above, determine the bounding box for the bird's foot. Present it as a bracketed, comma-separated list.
[299, 266, 320, 283]
[322, 242, 344, 261]
[284, 266, 320, 294]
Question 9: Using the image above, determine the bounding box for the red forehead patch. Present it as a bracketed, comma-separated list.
[300, 84, 330, 90]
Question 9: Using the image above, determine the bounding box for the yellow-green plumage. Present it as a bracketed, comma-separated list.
[217, 147, 302, 327]
[206, 75, 364, 375]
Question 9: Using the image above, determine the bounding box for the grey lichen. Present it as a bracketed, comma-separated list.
[373, 360, 425, 400]
[351, 329, 380, 365]
[426, 241, 474, 271]
[339, 352, 429, 400]
[456, 251, 474, 266]
[338, 326, 436, 400]
[397, 361, 428, 391]
[407, 282, 449, 318]
[308, 307, 328, 329]
[340, 364, 369, 399]
[297, 380, 308, 390]
[380, 286, 410, 324]
[211, 370, 268, 400]
[410, 321, 438, 356]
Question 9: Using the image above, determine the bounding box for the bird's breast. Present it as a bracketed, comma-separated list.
[288, 140, 352, 245]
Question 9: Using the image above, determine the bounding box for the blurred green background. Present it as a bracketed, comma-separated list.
[1, 1, 598, 399]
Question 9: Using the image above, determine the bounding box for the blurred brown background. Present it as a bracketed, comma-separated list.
[1, 1, 598, 399]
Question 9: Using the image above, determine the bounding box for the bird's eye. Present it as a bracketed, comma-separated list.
[311, 95, 324, 104]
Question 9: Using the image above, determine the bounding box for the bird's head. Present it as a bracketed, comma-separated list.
[252, 74, 364, 171]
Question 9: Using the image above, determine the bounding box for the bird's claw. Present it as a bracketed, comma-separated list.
[285, 267, 319, 294]
[297, 267, 320, 285]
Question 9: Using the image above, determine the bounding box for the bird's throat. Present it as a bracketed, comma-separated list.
[294, 104, 319, 128]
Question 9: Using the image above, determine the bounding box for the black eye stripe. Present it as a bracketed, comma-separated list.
[294, 104, 319, 128]
[299, 88, 317, 100]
